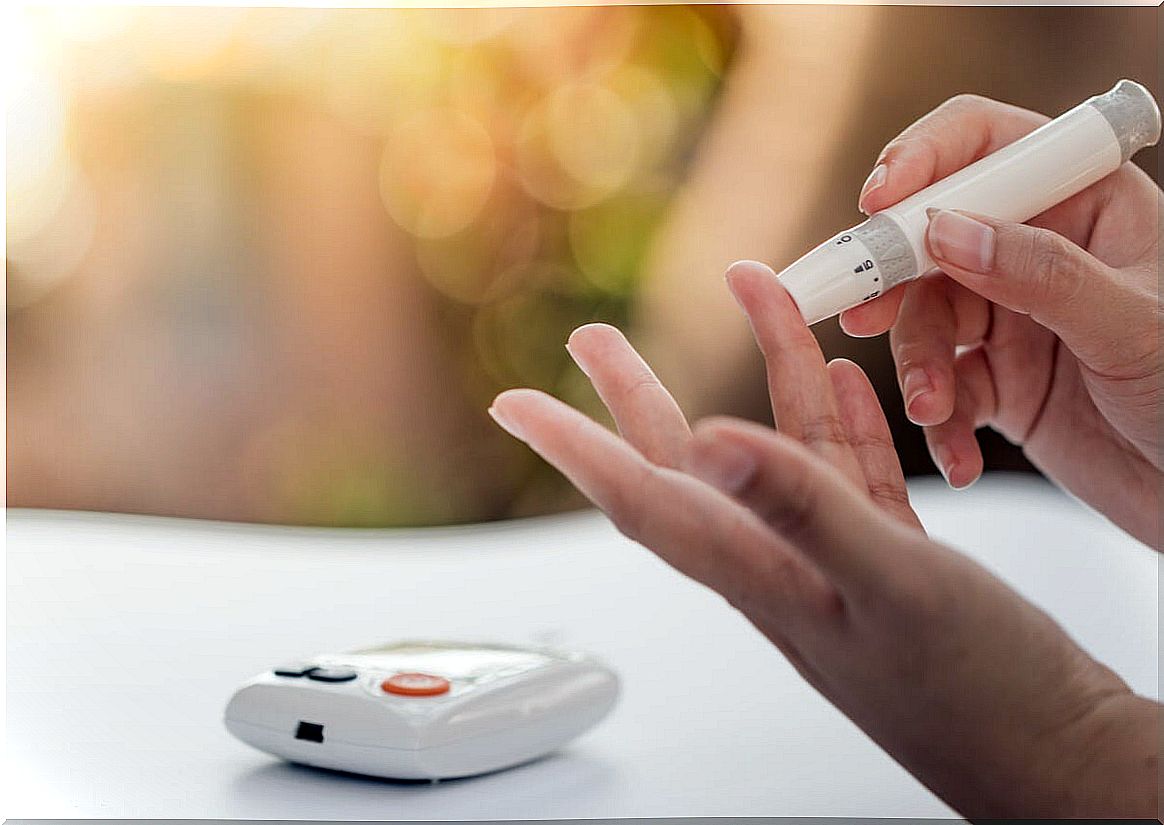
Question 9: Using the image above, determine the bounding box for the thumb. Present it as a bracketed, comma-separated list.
[684, 418, 920, 598]
[925, 209, 1143, 372]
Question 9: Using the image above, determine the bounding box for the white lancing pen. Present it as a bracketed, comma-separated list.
[777, 79, 1161, 325]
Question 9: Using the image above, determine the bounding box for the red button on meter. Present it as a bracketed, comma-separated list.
[382, 672, 450, 697]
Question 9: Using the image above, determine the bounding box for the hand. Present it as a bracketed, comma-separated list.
[844, 93, 1161, 548]
[488, 263, 1157, 817]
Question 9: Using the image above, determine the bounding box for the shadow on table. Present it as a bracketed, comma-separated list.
[225, 748, 623, 815]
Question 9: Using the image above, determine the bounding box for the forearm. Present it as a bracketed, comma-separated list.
[829, 567, 1159, 820]
[954, 692, 1159, 819]
[1056, 693, 1159, 818]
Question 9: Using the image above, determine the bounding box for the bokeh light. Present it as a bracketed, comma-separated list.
[8, 4, 1156, 528]
[132, 7, 248, 83]
[6, 4, 736, 526]
[379, 108, 497, 239]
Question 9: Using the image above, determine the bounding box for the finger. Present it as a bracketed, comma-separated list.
[826, 358, 921, 529]
[488, 389, 836, 617]
[889, 277, 994, 428]
[725, 260, 865, 486]
[926, 209, 1153, 376]
[922, 347, 997, 490]
[887, 278, 959, 427]
[683, 417, 919, 595]
[1024, 160, 1158, 258]
[565, 323, 690, 468]
[859, 94, 1048, 215]
[838, 283, 907, 338]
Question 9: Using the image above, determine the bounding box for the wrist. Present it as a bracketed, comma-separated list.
[1051, 691, 1159, 817]
[929, 657, 1155, 818]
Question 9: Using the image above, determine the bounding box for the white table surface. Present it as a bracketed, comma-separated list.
[6, 473, 1158, 820]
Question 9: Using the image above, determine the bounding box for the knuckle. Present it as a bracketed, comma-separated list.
[1002, 228, 1049, 309]
[879, 131, 935, 169]
[724, 547, 774, 612]
[892, 338, 938, 371]
[848, 429, 897, 455]
[757, 326, 810, 361]
[742, 551, 804, 615]
[616, 370, 660, 404]
[1017, 230, 1086, 310]
[866, 480, 912, 511]
[796, 413, 850, 449]
[883, 96, 993, 165]
[604, 464, 655, 542]
[605, 492, 643, 542]
[773, 499, 815, 548]
[1032, 233, 1069, 286]
[919, 95, 987, 139]
[766, 465, 820, 545]
[943, 92, 989, 112]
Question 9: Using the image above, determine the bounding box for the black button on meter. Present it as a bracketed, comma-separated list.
[307, 667, 358, 683]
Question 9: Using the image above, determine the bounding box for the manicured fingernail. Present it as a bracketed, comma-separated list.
[902, 367, 933, 422]
[564, 341, 592, 378]
[725, 260, 785, 312]
[932, 442, 973, 490]
[858, 163, 888, 213]
[686, 438, 757, 495]
[931, 442, 955, 487]
[725, 260, 774, 285]
[724, 260, 755, 306]
[928, 210, 995, 273]
[488, 405, 526, 442]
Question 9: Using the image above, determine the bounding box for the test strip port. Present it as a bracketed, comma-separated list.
[294, 721, 325, 743]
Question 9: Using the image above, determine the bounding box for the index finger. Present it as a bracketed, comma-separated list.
[846, 94, 1049, 336]
[684, 417, 922, 601]
[859, 94, 1048, 216]
[725, 261, 866, 489]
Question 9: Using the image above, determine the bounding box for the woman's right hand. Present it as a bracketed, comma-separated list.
[841, 93, 1162, 548]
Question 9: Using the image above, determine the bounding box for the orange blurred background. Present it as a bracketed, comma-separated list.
[6, 4, 1158, 526]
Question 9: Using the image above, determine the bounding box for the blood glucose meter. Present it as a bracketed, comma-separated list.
[224, 640, 619, 780]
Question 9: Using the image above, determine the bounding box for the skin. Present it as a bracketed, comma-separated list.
[487, 94, 1161, 816]
[844, 94, 1161, 548]
[488, 268, 1157, 816]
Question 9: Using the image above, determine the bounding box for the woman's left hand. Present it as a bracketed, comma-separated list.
[488, 261, 1156, 818]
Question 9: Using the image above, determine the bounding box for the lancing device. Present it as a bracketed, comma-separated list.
[778, 79, 1161, 325]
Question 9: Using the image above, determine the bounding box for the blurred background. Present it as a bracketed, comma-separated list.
[6, 4, 1158, 526]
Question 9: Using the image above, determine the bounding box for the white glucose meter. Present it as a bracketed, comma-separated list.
[224, 640, 619, 780]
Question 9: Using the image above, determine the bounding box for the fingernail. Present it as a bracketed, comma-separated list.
[564, 341, 592, 378]
[723, 261, 752, 307]
[928, 210, 995, 273]
[902, 367, 933, 422]
[686, 438, 757, 495]
[488, 405, 526, 442]
[932, 442, 967, 490]
[725, 260, 774, 284]
[725, 260, 785, 310]
[858, 163, 888, 213]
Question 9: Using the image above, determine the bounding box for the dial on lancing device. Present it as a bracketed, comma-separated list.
[223, 640, 619, 780]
